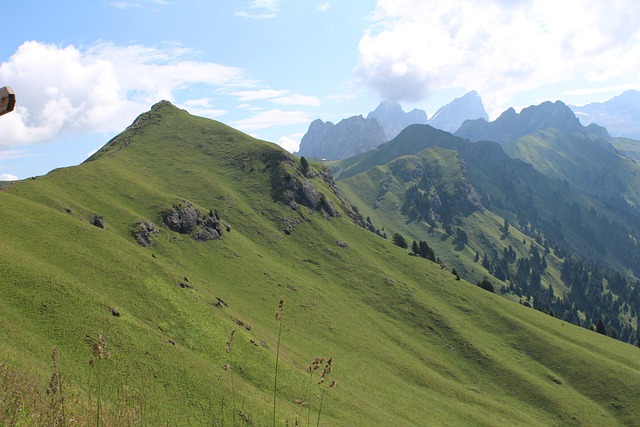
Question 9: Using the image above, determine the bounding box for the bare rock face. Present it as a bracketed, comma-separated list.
[89, 214, 106, 229]
[367, 100, 428, 140]
[427, 91, 489, 133]
[133, 220, 160, 247]
[162, 202, 224, 242]
[297, 115, 388, 160]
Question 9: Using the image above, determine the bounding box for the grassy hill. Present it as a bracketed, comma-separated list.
[503, 129, 640, 206]
[609, 137, 640, 161]
[2, 102, 640, 425]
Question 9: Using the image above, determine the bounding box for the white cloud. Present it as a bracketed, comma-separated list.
[272, 94, 321, 107]
[0, 173, 18, 181]
[179, 98, 227, 119]
[232, 89, 289, 101]
[0, 41, 249, 147]
[232, 109, 311, 131]
[231, 89, 321, 106]
[236, 0, 281, 19]
[355, 0, 640, 115]
[0, 149, 29, 161]
[316, 2, 331, 12]
[277, 132, 305, 153]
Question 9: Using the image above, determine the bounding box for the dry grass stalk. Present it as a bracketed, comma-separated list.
[225, 327, 238, 427]
[90, 333, 111, 427]
[273, 296, 285, 426]
[315, 357, 335, 427]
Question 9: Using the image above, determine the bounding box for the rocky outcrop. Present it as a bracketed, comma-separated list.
[89, 215, 106, 229]
[162, 202, 224, 242]
[271, 162, 337, 217]
[133, 219, 160, 247]
[297, 116, 387, 160]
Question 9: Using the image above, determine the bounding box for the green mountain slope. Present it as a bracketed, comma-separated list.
[503, 129, 640, 206]
[2, 102, 640, 425]
[332, 123, 640, 343]
[609, 137, 640, 161]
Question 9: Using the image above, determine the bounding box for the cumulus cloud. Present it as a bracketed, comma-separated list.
[236, 0, 281, 19]
[232, 109, 311, 131]
[0, 173, 18, 181]
[355, 0, 640, 113]
[0, 41, 248, 147]
[278, 132, 305, 152]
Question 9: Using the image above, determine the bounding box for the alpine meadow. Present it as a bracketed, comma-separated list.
[2, 100, 640, 425]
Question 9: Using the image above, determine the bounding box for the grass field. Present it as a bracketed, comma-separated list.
[2, 102, 640, 425]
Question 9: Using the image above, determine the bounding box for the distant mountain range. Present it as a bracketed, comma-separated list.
[297, 91, 489, 160]
[571, 90, 640, 140]
[455, 100, 609, 144]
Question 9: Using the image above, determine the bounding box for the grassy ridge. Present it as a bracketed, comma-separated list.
[1, 102, 640, 425]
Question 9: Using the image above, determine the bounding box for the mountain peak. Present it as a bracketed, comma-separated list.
[297, 115, 387, 160]
[427, 90, 489, 133]
[455, 99, 590, 144]
[151, 99, 176, 110]
[367, 100, 428, 139]
[372, 99, 404, 113]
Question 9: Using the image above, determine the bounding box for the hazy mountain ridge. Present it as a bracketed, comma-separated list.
[455, 100, 609, 144]
[298, 91, 489, 161]
[571, 89, 640, 140]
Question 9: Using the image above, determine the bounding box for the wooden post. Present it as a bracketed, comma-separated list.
[0, 86, 16, 116]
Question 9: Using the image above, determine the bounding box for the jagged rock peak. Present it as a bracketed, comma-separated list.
[367, 100, 428, 140]
[427, 91, 489, 133]
[455, 100, 598, 144]
[297, 115, 387, 160]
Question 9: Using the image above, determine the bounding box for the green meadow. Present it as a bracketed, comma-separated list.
[1, 102, 640, 425]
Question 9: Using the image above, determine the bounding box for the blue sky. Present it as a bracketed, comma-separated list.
[1, 0, 639, 180]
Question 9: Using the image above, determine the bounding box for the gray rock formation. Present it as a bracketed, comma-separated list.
[162, 202, 224, 242]
[297, 116, 387, 160]
[427, 91, 488, 133]
[133, 219, 160, 247]
[89, 215, 106, 229]
[367, 100, 428, 140]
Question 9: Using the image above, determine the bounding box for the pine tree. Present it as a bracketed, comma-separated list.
[300, 156, 309, 175]
[392, 232, 408, 249]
